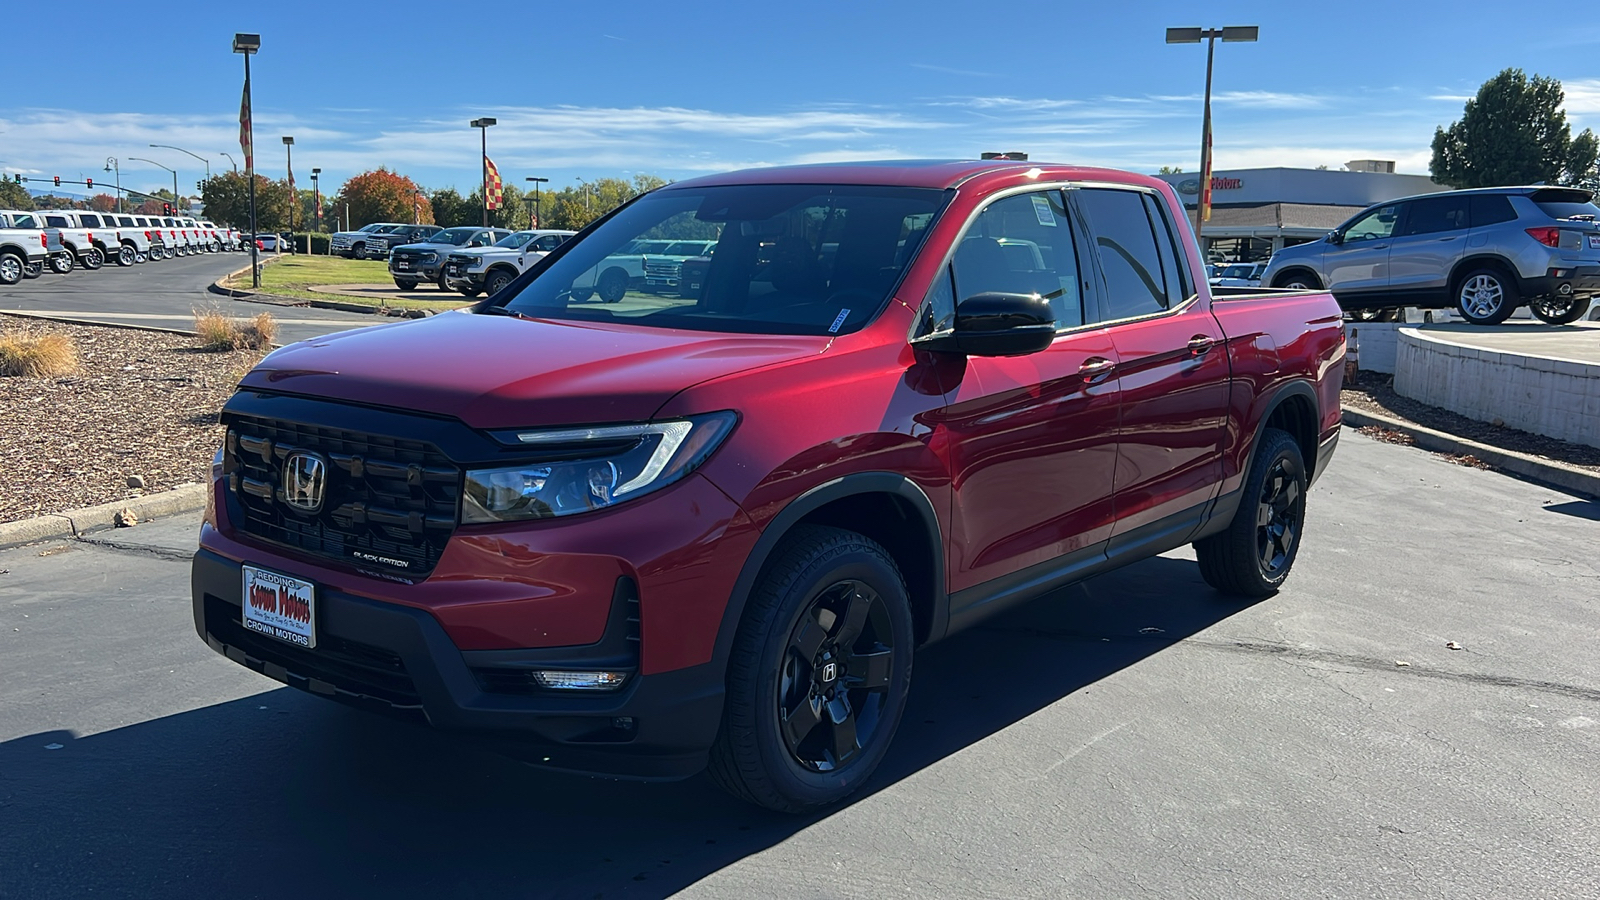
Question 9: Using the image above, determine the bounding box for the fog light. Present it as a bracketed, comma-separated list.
[531, 670, 630, 691]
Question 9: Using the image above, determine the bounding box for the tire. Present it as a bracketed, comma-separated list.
[24, 261, 42, 278]
[485, 269, 515, 297]
[0, 251, 23, 285]
[598, 267, 629, 303]
[1349, 308, 1401, 323]
[116, 245, 136, 267]
[437, 269, 451, 290]
[393, 278, 419, 291]
[82, 248, 104, 270]
[1455, 267, 1516, 326]
[351, 242, 366, 259]
[1528, 294, 1590, 326]
[458, 288, 484, 298]
[1194, 427, 1308, 599]
[1273, 270, 1322, 291]
[49, 253, 73, 274]
[708, 525, 914, 813]
[134, 252, 147, 264]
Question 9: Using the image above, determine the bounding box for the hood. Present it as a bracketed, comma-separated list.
[393, 241, 473, 253]
[240, 310, 826, 429]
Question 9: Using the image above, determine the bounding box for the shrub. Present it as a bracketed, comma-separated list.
[193, 308, 278, 351]
[0, 332, 80, 377]
[293, 232, 333, 254]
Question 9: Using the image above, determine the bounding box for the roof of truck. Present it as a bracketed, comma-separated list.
[670, 159, 1164, 192]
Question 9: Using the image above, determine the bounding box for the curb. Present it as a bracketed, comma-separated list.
[0, 484, 208, 551]
[1342, 407, 1600, 500]
[209, 257, 385, 315]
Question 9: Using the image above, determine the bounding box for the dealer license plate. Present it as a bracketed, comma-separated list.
[1587, 234, 1600, 250]
[396, 261, 411, 270]
[242, 565, 316, 648]
[446, 265, 460, 276]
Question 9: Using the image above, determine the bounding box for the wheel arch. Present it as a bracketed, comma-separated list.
[486, 262, 521, 281]
[712, 473, 947, 676]
[1272, 266, 1322, 290]
[1448, 253, 1519, 293]
[1260, 381, 1320, 483]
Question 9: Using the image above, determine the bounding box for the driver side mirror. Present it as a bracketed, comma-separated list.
[919, 292, 1055, 357]
[1327, 231, 1344, 246]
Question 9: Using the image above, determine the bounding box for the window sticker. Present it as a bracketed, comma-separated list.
[829, 309, 851, 333]
[1031, 195, 1057, 227]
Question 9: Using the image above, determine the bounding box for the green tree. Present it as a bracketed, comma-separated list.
[1157, 166, 1184, 175]
[334, 168, 431, 228]
[1430, 68, 1600, 188]
[199, 172, 291, 229]
[0, 180, 32, 210]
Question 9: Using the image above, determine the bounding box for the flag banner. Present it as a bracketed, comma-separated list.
[239, 78, 253, 170]
[288, 164, 295, 195]
[485, 156, 503, 210]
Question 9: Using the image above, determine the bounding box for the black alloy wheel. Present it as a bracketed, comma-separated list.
[116, 245, 135, 266]
[1194, 427, 1308, 598]
[393, 278, 419, 291]
[710, 525, 914, 813]
[1529, 294, 1590, 326]
[82, 248, 104, 270]
[776, 579, 896, 772]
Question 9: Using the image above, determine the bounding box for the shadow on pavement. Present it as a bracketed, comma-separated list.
[0, 554, 1243, 899]
[1543, 499, 1600, 521]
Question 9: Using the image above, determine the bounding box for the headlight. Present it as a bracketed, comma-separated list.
[461, 412, 737, 523]
[419, 252, 438, 263]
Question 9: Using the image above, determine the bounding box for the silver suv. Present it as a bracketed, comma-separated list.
[1262, 187, 1600, 325]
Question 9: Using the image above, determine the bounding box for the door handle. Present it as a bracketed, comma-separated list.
[1079, 357, 1116, 383]
[1187, 335, 1215, 356]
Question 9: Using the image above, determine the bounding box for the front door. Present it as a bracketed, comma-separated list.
[930, 189, 1122, 594]
[1074, 187, 1231, 541]
[1324, 202, 1403, 298]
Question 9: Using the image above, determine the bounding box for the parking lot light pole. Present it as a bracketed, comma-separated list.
[149, 144, 209, 181]
[104, 158, 121, 213]
[234, 33, 261, 287]
[470, 118, 496, 226]
[282, 136, 295, 240]
[310, 168, 321, 234]
[525, 176, 547, 228]
[1165, 25, 1258, 246]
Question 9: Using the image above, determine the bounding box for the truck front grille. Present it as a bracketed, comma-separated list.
[225, 416, 461, 576]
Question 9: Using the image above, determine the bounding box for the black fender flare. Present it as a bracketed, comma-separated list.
[709, 472, 948, 675]
[1199, 378, 1321, 541]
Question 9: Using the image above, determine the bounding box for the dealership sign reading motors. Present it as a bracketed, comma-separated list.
[1178, 177, 1244, 194]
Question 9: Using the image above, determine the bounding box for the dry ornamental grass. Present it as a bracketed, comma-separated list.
[193, 308, 278, 351]
[0, 332, 80, 378]
[0, 317, 267, 521]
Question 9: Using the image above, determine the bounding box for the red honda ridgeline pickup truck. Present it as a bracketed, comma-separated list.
[193, 160, 1345, 812]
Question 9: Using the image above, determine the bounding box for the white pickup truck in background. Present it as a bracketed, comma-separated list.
[0, 218, 51, 284]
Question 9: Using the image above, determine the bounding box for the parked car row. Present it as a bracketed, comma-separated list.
[0, 208, 248, 285]
[329, 222, 445, 260]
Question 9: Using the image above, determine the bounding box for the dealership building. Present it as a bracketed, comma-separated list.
[1151, 163, 1446, 262]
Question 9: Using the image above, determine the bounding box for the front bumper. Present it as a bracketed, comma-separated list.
[389, 260, 441, 280]
[444, 268, 487, 291]
[192, 547, 724, 780]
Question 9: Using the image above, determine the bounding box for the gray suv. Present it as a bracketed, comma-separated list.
[1262, 187, 1600, 325]
[389, 226, 512, 289]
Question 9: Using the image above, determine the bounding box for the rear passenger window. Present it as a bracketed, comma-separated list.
[949, 190, 1084, 329]
[1397, 196, 1468, 236]
[1076, 188, 1172, 320]
[79, 215, 100, 227]
[1469, 194, 1517, 227]
[45, 216, 70, 227]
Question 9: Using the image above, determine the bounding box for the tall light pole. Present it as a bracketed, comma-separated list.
[1165, 25, 1258, 248]
[220, 151, 237, 173]
[470, 117, 496, 226]
[129, 157, 178, 216]
[149, 144, 210, 180]
[310, 167, 321, 233]
[282, 136, 295, 240]
[104, 158, 122, 213]
[234, 33, 261, 286]
[525, 176, 547, 228]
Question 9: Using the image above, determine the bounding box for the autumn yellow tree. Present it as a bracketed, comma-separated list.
[335, 169, 433, 228]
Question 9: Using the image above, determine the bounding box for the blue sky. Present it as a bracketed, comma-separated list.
[3, 1, 1597, 203]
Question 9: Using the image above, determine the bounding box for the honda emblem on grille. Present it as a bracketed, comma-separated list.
[282, 452, 327, 513]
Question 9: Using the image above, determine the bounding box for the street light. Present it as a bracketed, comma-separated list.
[1165, 25, 1259, 244]
[220, 151, 237, 173]
[150, 144, 210, 180]
[234, 32, 261, 287]
[104, 157, 121, 214]
[524, 176, 548, 229]
[128, 157, 179, 218]
[470, 117, 497, 226]
[282, 136, 295, 241]
[310, 167, 321, 233]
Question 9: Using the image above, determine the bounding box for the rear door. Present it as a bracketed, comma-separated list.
[934, 187, 1122, 594]
[1074, 187, 1230, 542]
[1324, 202, 1402, 297]
[1387, 194, 1469, 299]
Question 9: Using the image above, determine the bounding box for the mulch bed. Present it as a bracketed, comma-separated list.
[1341, 371, 1600, 475]
[0, 317, 264, 521]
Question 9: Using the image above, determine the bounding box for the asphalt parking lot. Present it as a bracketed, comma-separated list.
[2, 429, 1596, 899]
[0, 252, 376, 344]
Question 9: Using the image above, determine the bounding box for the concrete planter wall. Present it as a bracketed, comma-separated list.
[1393, 328, 1600, 450]
[1342, 322, 1405, 375]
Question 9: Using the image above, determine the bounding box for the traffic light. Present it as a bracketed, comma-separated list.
[85, 177, 92, 189]
[53, 176, 61, 186]
[162, 202, 173, 216]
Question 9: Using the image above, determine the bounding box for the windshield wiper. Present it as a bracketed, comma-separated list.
[478, 306, 535, 320]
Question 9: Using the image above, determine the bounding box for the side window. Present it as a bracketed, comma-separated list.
[79, 215, 99, 227]
[948, 190, 1083, 329]
[1469, 194, 1517, 227]
[1396, 196, 1468, 236]
[1076, 188, 1170, 320]
[1341, 204, 1400, 242]
[534, 235, 563, 252]
[45, 215, 70, 227]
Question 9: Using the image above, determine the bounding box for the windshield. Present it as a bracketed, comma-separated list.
[430, 228, 482, 246]
[358, 223, 386, 233]
[495, 231, 538, 249]
[497, 184, 947, 336]
[1221, 264, 1255, 278]
[1533, 199, 1600, 221]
